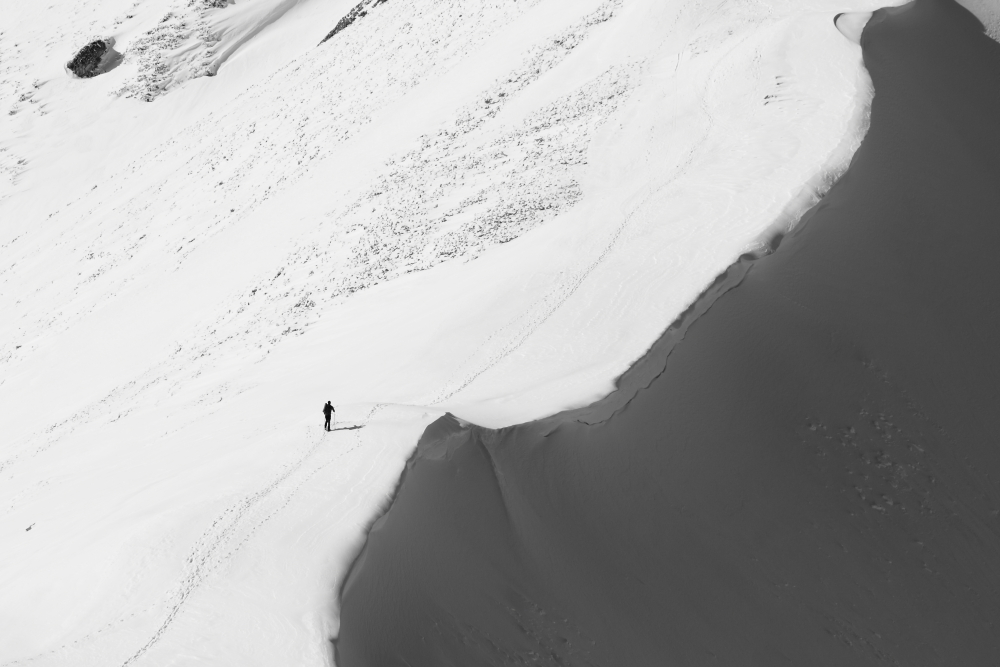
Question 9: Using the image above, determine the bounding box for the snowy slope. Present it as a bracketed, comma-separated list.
[0, 0, 928, 664]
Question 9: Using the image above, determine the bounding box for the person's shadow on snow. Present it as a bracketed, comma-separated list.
[330, 425, 365, 432]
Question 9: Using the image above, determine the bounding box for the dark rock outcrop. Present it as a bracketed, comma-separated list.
[320, 0, 389, 44]
[67, 39, 123, 79]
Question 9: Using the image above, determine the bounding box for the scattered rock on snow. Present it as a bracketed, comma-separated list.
[320, 0, 390, 44]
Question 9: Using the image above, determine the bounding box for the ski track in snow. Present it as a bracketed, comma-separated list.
[115, 407, 383, 667]
[1, 406, 384, 667]
[424, 3, 803, 408]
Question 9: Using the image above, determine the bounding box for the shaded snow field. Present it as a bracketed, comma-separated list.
[0, 0, 968, 664]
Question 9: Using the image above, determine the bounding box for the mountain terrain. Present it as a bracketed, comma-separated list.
[2, 0, 998, 665]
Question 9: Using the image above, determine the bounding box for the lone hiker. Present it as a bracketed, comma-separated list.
[323, 401, 335, 431]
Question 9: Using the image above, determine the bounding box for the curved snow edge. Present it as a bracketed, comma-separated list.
[747, 43, 874, 257]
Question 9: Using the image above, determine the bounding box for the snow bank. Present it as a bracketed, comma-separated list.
[1, 0, 907, 664]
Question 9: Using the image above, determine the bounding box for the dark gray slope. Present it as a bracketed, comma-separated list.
[334, 1, 1000, 664]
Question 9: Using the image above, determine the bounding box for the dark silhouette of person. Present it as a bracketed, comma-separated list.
[323, 401, 335, 431]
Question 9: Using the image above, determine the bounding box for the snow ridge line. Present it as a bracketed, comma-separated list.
[427, 194, 639, 408]
[112, 0, 231, 101]
[422, 13, 764, 407]
[427, 6, 879, 413]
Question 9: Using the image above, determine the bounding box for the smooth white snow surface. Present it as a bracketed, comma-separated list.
[1, 0, 905, 664]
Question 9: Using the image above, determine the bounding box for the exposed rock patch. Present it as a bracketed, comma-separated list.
[67, 38, 122, 78]
[321, 0, 389, 44]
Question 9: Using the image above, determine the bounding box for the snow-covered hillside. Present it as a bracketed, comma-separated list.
[0, 0, 941, 664]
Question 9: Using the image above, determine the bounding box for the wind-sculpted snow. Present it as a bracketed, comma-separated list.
[0, 0, 927, 664]
[110, 1, 228, 101]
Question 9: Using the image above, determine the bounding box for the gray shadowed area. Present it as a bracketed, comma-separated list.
[334, 1, 1000, 665]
